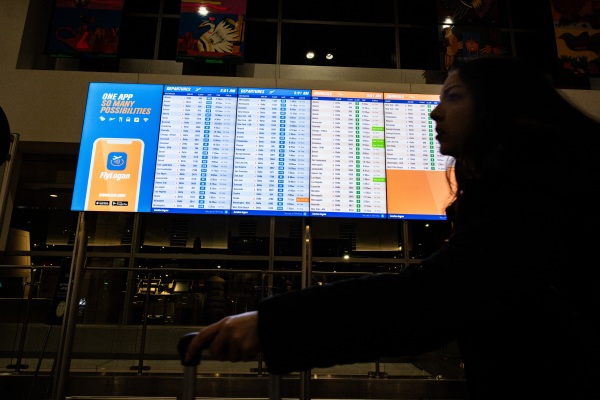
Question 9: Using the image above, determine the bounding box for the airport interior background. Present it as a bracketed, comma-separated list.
[1, 0, 600, 399]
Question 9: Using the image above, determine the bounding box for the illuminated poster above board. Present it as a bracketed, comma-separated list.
[72, 82, 452, 220]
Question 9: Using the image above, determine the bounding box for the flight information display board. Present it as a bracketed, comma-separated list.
[231, 88, 311, 216]
[72, 82, 452, 220]
[152, 85, 238, 214]
[310, 90, 387, 218]
[384, 93, 452, 219]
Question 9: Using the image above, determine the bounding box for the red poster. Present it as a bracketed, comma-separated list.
[552, 0, 600, 80]
[438, 25, 505, 71]
[47, 0, 124, 58]
[435, 0, 503, 71]
[435, 0, 500, 24]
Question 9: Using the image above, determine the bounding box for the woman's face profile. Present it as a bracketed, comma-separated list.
[430, 70, 476, 158]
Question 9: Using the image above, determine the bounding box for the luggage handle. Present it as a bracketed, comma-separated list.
[177, 332, 281, 400]
[177, 332, 201, 400]
[177, 332, 202, 367]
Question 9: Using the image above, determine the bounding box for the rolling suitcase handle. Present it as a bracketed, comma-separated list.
[177, 332, 282, 400]
[177, 332, 202, 400]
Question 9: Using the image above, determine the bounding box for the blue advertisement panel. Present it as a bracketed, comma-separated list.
[71, 83, 164, 212]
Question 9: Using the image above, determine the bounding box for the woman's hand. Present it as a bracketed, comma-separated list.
[185, 311, 261, 362]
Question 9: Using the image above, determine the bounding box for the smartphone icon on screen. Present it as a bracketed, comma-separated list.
[85, 138, 144, 212]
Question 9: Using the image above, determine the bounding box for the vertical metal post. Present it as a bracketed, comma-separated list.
[299, 220, 312, 400]
[402, 220, 410, 261]
[122, 212, 142, 324]
[9, 266, 37, 372]
[301, 221, 312, 288]
[368, 359, 388, 378]
[134, 272, 153, 374]
[268, 216, 275, 297]
[255, 273, 266, 376]
[51, 211, 88, 400]
[269, 372, 281, 400]
[267, 217, 281, 396]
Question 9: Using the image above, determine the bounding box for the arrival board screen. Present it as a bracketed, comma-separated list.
[72, 82, 452, 220]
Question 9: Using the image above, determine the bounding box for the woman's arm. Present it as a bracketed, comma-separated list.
[186, 216, 507, 373]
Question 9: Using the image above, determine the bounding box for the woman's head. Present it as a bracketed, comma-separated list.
[429, 68, 475, 158]
[431, 56, 600, 218]
[431, 56, 566, 158]
[431, 56, 598, 177]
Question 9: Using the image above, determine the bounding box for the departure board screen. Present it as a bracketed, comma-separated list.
[152, 85, 238, 214]
[72, 82, 451, 220]
[231, 88, 311, 216]
[384, 93, 452, 220]
[310, 90, 387, 218]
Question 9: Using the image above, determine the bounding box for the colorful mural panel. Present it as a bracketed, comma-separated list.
[552, 0, 600, 81]
[436, 0, 504, 71]
[47, 0, 124, 58]
[177, 0, 247, 64]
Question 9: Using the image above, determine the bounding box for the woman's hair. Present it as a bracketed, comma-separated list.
[0, 106, 10, 167]
[444, 56, 600, 219]
[453, 56, 597, 175]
